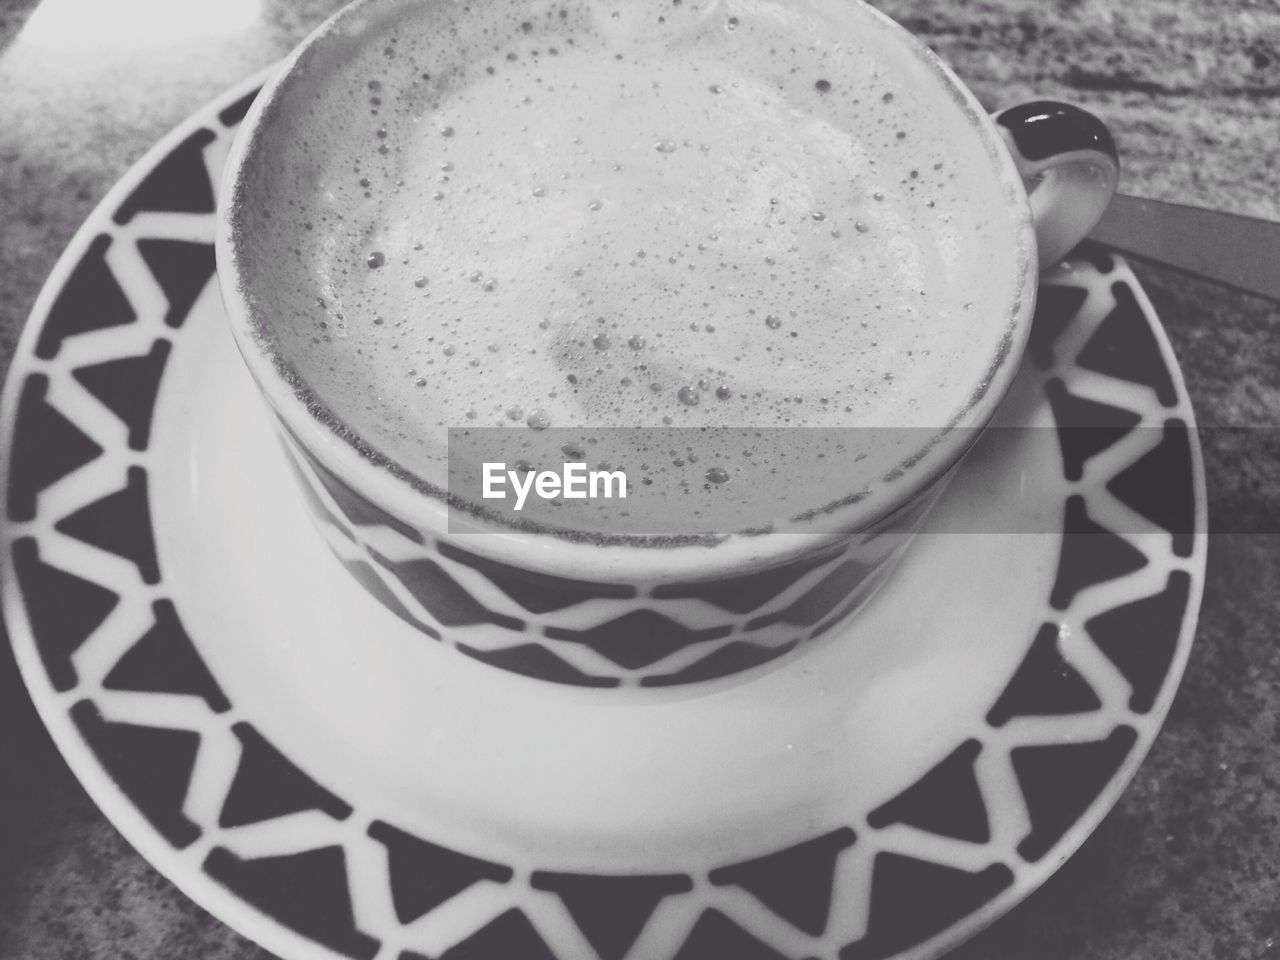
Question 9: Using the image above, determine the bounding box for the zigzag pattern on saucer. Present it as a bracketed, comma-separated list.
[0, 79, 1203, 960]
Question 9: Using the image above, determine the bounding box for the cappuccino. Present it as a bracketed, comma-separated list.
[231, 0, 1026, 535]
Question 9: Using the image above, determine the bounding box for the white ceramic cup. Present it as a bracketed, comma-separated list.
[216, 0, 1119, 690]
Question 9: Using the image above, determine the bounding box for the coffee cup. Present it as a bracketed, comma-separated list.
[216, 0, 1118, 689]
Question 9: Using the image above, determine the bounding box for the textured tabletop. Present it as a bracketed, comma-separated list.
[1, 0, 1278, 957]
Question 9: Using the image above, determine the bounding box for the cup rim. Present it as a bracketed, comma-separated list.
[215, 0, 1038, 581]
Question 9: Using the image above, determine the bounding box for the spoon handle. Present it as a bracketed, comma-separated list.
[1089, 193, 1280, 302]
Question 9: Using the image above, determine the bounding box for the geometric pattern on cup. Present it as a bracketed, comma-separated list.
[280, 430, 910, 687]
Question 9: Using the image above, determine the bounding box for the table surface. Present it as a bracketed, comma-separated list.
[0, 1, 1277, 957]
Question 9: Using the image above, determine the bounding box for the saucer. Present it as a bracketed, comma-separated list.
[0, 73, 1205, 960]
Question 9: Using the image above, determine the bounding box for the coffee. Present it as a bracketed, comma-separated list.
[230, 0, 1025, 535]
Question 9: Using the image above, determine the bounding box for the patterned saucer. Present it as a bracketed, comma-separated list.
[0, 74, 1205, 960]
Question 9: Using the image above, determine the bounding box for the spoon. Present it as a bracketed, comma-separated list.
[1088, 194, 1280, 301]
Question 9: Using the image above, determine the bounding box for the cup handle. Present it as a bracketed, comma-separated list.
[994, 101, 1120, 269]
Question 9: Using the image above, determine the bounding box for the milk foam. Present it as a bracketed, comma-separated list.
[234, 0, 1025, 533]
